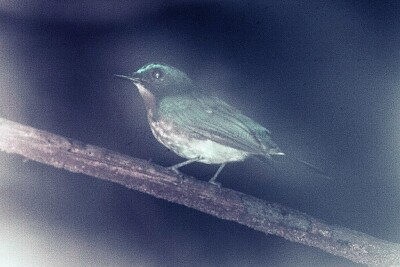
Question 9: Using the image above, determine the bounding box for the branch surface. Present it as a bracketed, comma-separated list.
[0, 117, 399, 266]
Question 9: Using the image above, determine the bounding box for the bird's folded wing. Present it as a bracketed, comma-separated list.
[158, 94, 278, 155]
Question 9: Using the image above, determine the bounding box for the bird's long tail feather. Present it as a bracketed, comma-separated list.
[290, 156, 332, 180]
[258, 153, 332, 180]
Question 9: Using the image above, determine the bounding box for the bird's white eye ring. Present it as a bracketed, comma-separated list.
[151, 69, 164, 80]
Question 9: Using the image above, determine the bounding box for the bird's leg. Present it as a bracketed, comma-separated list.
[168, 157, 201, 173]
[209, 163, 226, 186]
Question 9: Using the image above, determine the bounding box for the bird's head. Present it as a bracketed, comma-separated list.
[116, 63, 194, 100]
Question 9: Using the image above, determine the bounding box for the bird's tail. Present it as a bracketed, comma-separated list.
[289, 156, 332, 180]
[266, 151, 332, 180]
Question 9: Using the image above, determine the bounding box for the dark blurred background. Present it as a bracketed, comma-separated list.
[0, 1, 399, 266]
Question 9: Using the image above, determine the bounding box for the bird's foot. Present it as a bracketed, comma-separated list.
[167, 166, 183, 175]
[208, 179, 222, 188]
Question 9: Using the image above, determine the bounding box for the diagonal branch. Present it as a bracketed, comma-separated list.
[0, 117, 399, 266]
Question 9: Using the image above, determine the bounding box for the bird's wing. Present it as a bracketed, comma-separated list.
[158, 94, 280, 155]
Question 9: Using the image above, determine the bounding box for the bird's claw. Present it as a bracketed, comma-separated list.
[208, 178, 222, 188]
[167, 166, 182, 175]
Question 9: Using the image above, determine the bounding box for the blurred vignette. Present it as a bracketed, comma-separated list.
[0, 1, 400, 266]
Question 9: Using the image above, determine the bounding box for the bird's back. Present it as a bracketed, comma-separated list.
[156, 92, 284, 158]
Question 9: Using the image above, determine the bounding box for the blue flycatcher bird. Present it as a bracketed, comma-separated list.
[116, 63, 326, 184]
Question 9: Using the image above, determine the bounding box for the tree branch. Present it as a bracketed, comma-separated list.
[0, 117, 399, 266]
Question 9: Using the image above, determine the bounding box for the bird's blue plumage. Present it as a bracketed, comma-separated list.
[116, 62, 327, 183]
[157, 93, 283, 158]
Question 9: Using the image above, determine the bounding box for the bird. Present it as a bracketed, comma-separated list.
[116, 63, 326, 185]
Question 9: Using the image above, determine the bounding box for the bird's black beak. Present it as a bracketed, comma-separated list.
[114, 73, 141, 83]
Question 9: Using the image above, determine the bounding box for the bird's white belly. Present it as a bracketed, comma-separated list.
[150, 120, 249, 164]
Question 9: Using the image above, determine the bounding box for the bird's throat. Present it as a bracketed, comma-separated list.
[134, 82, 156, 118]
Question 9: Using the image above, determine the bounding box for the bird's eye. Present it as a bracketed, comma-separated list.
[151, 69, 164, 80]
